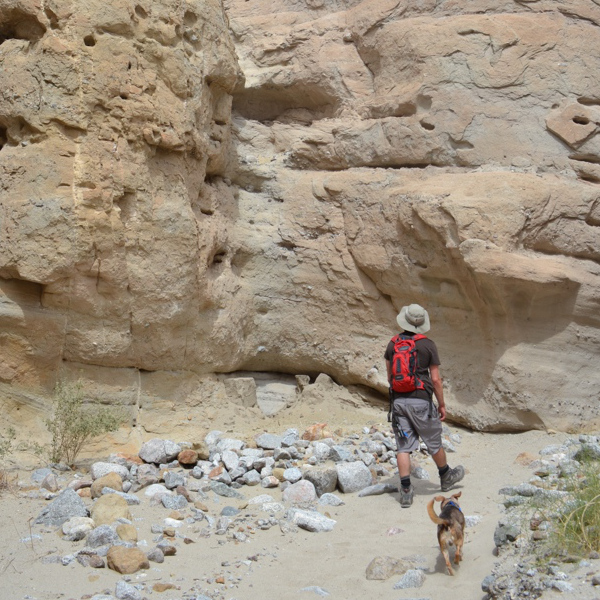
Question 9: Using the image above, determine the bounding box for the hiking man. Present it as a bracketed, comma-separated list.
[384, 303, 465, 508]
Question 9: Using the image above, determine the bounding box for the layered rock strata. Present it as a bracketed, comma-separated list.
[2, 0, 600, 436]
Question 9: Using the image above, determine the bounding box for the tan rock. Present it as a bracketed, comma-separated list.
[159, 544, 177, 556]
[175, 486, 192, 503]
[515, 452, 538, 467]
[41, 474, 58, 493]
[91, 472, 123, 499]
[193, 442, 210, 461]
[106, 546, 149, 575]
[272, 468, 285, 482]
[116, 524, 138, 543]
[153, 583, 177, 592]
[366, 556, 411, 581]
[90, 494, 131, 526]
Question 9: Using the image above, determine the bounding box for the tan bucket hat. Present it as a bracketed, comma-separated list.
[396, 303, 430, 334]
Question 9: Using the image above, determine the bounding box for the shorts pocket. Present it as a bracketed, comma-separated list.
[412, 406, 429, 419]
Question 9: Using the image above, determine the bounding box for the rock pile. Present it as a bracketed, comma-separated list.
[22, 423, 461, 598]
[484, 434, 600, 599]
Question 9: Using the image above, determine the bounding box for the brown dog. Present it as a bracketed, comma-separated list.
[427, 491, 465, 575]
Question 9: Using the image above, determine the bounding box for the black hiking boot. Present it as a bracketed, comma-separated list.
[440, 465, 465, 492]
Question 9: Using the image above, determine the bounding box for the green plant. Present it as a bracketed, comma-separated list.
[46, 379, 125, 465]
[0, 427, 16, 491]
[0, 426, 16, 463]
[553, 461, 600, 555]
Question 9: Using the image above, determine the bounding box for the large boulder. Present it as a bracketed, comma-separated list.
[335, 462, 374, 494]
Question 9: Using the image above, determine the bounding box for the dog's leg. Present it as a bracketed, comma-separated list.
[454, 534, 464, 565]
[454, 529, 465, 565]
[440, 541, 454, 576]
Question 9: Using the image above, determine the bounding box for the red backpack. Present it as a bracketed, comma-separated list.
[390, 334, 427, 393]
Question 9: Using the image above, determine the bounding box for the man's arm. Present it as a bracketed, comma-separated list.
[430, 364, 446, 421]
[385, 359, 392, 385]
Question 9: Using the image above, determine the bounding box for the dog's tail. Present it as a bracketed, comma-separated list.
[427, 496, 450, 526]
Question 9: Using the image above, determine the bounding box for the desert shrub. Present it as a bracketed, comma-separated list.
[0, 427, 16, 491]
[552, 460, 600, 555]
[522, 453, 600, 564]
[0, 426, 16, 462]
[46, 379, 126, 465]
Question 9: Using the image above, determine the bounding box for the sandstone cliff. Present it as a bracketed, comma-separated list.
[1, 0, 599, 437]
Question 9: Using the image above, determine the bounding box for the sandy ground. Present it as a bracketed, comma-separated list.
[0, 397, 570, 600]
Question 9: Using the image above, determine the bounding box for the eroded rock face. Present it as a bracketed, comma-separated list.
[0, 1, 245, 408]
[2, 0, 600, 434]
[221, 0, 600, 433]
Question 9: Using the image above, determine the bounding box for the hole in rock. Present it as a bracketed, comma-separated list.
[84, 34, 96, 47]
[580, 175, 600, 185]
[135, 5, 148, 19]
[578, 97, 600, 106]
[210, 250, 227, 266]
[183, 11, 197, 26]
[114, 191, 136, 223]
[45, 8, 59, 29]
[0, 117, 41, 147]
[233, 84, 337, 123]
[420, 120, 435, 131]
[570, 154, 600, 165]
[0, 10, 46, 44]
[573, 116, 591, 126]
[449, 137, 474, 150]
[277, 240, 297, 251]
[0, 277, 43, 307]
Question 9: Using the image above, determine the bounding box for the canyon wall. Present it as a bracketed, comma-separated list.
[1, 0, 600, 439]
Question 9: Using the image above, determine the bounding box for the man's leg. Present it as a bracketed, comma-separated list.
[431, 447, 465, 492]
[396, 451, 414, 508]
[392, 399, 420, 508]
[431, 447, 447, 468]
[396, 451, 411, 478]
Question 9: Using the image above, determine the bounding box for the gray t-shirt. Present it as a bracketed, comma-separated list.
[384, 333, 441, 400]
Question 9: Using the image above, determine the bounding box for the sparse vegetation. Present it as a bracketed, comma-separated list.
[0, 426, 16, 491]
[46, 379, 126, 465]
[518, 448, 600, 566]
[551, 458, 600, 556]
[0, 426, 16, 462]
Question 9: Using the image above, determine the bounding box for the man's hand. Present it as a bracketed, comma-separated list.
[438, 404, 446, 421]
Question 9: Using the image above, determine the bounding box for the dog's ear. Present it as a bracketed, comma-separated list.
[453, 491, 462, 499]
[433, 495, 445, 503]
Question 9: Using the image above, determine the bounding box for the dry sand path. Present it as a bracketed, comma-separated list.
[0, 400, 568, 600]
